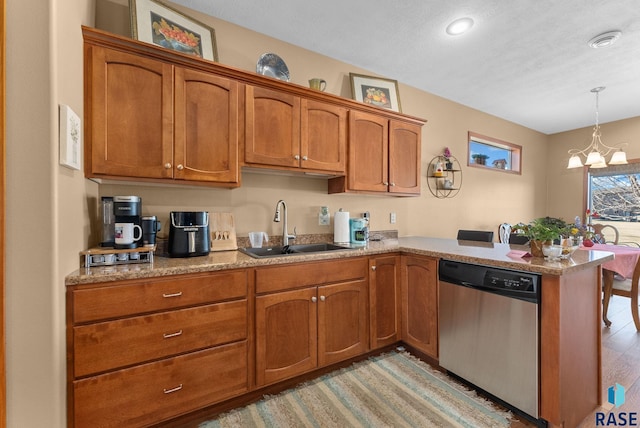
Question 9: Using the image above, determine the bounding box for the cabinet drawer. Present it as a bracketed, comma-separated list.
[73, 341, 248, 428]
[73, 300, 247, 377]
[72, 270, 247, 323]
[256, 257, 368, 294]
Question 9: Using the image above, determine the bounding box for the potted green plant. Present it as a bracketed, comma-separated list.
[512, 217, 569, 257]
[471, 153, 489, 165]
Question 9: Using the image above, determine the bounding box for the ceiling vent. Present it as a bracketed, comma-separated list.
[588, 31, 622, 48]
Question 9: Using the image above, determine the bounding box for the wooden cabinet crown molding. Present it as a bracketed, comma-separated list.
[81, 26, 426, 125]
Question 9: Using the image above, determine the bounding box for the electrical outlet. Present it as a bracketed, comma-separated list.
[318, 206, 330, 226]
[390, 212, 396, 224]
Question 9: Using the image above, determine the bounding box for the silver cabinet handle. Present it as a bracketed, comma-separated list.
[302, 156, 308, 161]
[320, 295, 326, 302]
[163, 384, 183, 394]
[164, 163, 172, 169]
[162, 292, 183, 298]
[163, 330, 183, 339]
[177, 164, 184, 170]
[294, 155, 300, 160]
[371, 266, 377, 271]
[390, 182, 396, 186]
[383, 181, 389, 186]
[311, 296, 317, 303]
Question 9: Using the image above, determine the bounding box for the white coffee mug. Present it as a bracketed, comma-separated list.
[115, 223, 142, 245]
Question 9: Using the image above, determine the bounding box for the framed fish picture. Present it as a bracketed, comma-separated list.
[130, 0, 218, 61]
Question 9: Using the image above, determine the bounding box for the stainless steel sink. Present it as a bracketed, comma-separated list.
[239, 243, 355, 258]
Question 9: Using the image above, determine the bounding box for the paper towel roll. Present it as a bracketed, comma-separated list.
[334, 210, 350, 243]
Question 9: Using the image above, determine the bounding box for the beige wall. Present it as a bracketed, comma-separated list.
[6, 0, 96, 426]
[4, 0, 636, 426]
[98, 1, 551, 244]
[547, 115, 640, 222]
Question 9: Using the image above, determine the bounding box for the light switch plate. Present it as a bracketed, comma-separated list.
[59, 104, 82, 170]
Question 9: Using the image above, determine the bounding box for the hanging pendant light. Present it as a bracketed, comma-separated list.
[567, 87, 628, 169]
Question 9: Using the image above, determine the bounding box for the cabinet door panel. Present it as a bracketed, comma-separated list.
[389, 121, 421, 194]
[174, 68, 239, 183]
[88, 46, 173, 179]
[347, 111, 389, 192]
[318, 279, 369, 366]
[401, 256, 438, 357]
[245, 86, 300, 167]
[256, 287, 317, 386]
[300, 99, 347, 173]
[370, 255, 401, 349]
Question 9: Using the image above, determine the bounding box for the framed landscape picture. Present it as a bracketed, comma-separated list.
[350, 73, 401, 112]
[129, 0, 219, 61]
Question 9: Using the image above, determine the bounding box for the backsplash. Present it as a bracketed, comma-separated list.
[155, 230, 398, 256]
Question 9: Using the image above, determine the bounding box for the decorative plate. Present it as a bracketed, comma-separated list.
[256, 53, 290, 81]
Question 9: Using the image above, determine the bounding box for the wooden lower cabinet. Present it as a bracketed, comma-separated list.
[255, 258, 369, 386]
[73, 342, 248, 428]
[369, 255, 401, 349]
[67, 271, 250, 427]
[401, 255, 438, 358]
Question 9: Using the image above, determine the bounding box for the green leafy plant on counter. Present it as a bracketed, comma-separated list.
[512, 217, 569, 243]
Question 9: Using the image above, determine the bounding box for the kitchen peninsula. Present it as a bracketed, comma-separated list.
[65, 237, 614, 428]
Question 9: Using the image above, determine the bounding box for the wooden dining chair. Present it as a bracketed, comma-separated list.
[608, 257, 640, 331]
[591, 223, 619, 244]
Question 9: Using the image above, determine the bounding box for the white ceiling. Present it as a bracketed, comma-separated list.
[172, 0, 640, 135]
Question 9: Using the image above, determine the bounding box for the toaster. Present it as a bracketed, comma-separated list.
[168, 211, 210, 257]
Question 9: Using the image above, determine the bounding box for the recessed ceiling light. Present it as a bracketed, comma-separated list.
[588, 31, 622, 48]
[446, 17, 474, 36]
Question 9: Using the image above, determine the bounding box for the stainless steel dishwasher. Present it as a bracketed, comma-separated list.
[438, 259, 540, 420]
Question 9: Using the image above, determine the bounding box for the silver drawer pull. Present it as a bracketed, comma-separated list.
[162, 292, 183, 298]
[163, 384, 183, 394]
[163, 330, 183, 339]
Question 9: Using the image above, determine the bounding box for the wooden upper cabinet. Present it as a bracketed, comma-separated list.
[347, 110, 389, 192]
[87, 45, 173, 179]
[300, 99, 347, 172]
[174, 68, 239, 183]
[245, 87, 347, 174]
[83, 27, 424, 190]
[329, 110, 423, 195]
[245, 86, 300, 168]
[389, 121, 421, 194]
[84, 29, 240, 187]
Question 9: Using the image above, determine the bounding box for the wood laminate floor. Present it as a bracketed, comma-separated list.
[507, 295, 640, 427]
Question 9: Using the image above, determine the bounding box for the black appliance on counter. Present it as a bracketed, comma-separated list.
[168, 211, 210, 257]
[141, 215, 161, 247]
[113, 195, 142, 249]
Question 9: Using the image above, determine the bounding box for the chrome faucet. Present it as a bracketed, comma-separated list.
[273, 199, 296, 246]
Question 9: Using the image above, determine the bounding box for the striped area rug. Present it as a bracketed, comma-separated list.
[200, 350, 512, 427]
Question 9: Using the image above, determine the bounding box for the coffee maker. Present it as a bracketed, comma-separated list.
[113, 195, 142, 249]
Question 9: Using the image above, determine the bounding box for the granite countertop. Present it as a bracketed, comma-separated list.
[65, 236, 615, 286]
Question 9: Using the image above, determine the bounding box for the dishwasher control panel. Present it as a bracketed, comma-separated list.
[439, 260, 540, 303]
[484, 270, 537, 292]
